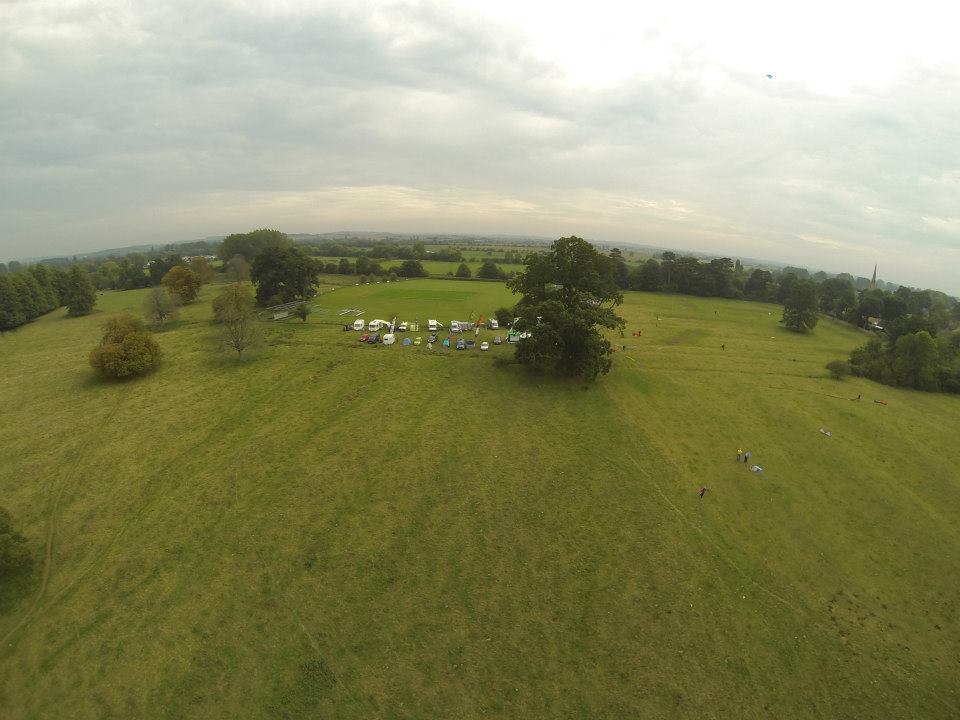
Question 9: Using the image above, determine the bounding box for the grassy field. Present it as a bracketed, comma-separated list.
[1, 280, 958, 719]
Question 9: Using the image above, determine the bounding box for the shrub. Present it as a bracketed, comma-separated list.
[161, 265, 201, 303]
[143, 286, 179, 325]
[89, 314, 162, 378]
[826, 359, 850, 380]
[293, 303, 311, 322]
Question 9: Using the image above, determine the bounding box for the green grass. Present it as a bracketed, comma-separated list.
[1, 281, 959, 719]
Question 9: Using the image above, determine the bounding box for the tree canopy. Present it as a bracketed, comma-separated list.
[507, 236, 624, 380]
[64, 265, 97, 317]
[89, 315, 162, 378]
[218, 229, 290, 263]
[161, 265, 201, 304]
[782, 280, 819, 332]
[250, 246, 318, 306]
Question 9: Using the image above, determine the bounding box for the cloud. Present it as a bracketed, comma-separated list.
[1, 0, 959, 293]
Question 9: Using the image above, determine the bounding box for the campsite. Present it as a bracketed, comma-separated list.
[0, 279, 959, 718]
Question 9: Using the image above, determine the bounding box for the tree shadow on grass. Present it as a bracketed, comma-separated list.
[0, 564, 37, 616]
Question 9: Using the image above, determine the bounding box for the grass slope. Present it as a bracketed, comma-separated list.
[0, 280, 958, 719]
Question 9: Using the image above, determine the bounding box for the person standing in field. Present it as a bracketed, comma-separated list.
[699, 486, 707, 498]
[744, 450, 751, 464]
[737, 447, 742, 462]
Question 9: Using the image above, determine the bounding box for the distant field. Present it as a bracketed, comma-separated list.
[1, 280, 958, 719]
[311, 256, 526, 276]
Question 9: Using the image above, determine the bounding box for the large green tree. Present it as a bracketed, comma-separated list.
[891, 331, 940, 390]
[64, 265, 97, 317]
[250, 246, 318, 306]
[218, 229, 290, 263]
[477, 260, 507, 280]
[507, 236, 624, 380]
[782, 279, 819, 332]
[398, 259, 428, 278]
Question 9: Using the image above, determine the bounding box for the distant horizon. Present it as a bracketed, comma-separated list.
[4, 229, 940, 296]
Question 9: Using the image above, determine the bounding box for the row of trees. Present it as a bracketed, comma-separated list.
[454, 260, 509, 280]
[0, 264, 96, 330]
[847, 330, 960, 393]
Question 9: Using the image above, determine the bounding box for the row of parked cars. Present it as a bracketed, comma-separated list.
[359, 332, 504, 349]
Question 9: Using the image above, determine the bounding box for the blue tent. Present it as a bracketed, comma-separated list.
[402, 337, 412, 346]
[442, 338, 450, 347]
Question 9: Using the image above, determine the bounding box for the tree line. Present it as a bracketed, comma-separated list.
[0, 263, 96, 330]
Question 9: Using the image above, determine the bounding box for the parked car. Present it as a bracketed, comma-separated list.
[369, 333, 380, 344]
[480, 341, 489, 351]
[398, 321, 408, 332]
[493, 335, 502, 345]
[456, 338, 466, 350]
[360, 333, 370, 342]
[428, 333, 438, 343]
[465, 339, 476, 349]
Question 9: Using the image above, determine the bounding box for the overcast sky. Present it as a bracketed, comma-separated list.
[2, 0, 959, 292]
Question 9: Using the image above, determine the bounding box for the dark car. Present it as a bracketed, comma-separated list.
[369, 333, 380, 344]
[360, 333, 370, 342]
[493, 335, 502, 345]
[456, 338, 466, 350]
[428, 333, 438, 343]
[465, 339, 476, 349]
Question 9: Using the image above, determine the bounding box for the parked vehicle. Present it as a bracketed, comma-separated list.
[398, 322, 408, 332]
[428, 319, 439, 331]
[428, 333, 438, 343]
[493, 335, 502, 345]
[465, 339, 476, 349]
[360, 333, 370, 342]
[456, 338, 466, 350]
[369, 333, 380, 344]
[450, 320, 461, 333]
[488, 319, 499, 329]
[480, 341, 489, 351]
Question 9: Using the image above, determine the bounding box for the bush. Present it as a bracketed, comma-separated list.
[89, 314, 162, 378]
[0, 506, 31, 574]
[826, 359, 850, 380]
[143, 286, 179, 325]
[293, 303, 311, 322]
[494, 307, 513, 327]
[161, 265, 201, 303]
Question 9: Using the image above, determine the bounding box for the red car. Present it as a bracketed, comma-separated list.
[360, 333, 370, 342]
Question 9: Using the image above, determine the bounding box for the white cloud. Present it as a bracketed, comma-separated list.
[1, 0, 959, 293]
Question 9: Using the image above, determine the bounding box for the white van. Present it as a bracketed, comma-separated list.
[450, 320, 460, 333]
[488, 319, 499, 330]
[428, 319, 438, 331]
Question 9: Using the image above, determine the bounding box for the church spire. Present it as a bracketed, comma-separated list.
[870, 264, 877, 289]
